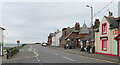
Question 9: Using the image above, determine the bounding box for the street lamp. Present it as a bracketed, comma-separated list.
[86, 5, 93, 29]
[86, 5, 95, 54]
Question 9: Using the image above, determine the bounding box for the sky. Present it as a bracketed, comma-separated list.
[0, 0, 119, 43]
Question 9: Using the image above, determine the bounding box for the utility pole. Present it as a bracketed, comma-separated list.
[86, 5, 93, 29]
[86, 5, 94, 53]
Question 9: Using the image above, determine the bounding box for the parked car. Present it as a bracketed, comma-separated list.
[45, 43, 48, 45]
[42, 43, 47, 47]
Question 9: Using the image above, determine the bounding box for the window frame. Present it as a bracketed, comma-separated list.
[102, 23, 107, 35]
[102, 39, 107, 51]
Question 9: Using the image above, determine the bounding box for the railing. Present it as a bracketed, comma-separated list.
[6, 47, 19, 59]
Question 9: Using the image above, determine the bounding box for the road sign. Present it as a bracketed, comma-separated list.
[17, 40, 20, 44]
[113, 30, 120, 35]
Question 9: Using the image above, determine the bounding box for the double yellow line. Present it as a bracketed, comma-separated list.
[30, 45, 39, 57]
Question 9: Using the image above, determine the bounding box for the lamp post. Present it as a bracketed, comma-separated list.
[86, 5, 93, 29]
[86, 5, 94, 54]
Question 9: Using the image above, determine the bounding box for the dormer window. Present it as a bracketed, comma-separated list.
[102, 23, 107, 34]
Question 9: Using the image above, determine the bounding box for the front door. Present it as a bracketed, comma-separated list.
[119, 40, 120, 57]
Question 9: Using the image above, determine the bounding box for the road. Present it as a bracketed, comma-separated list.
[2, 44, 118, 64]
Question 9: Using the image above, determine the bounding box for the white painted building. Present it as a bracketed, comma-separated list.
[51, 30, 62, 46]
[0, 27, 5, 56]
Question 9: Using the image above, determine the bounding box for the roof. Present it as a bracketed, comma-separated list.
[105, 16, 118, 29]
[79, 23, 89, 34]
[64, 23, 90, 40]
[64, 27, 75, 39]
[82, 30, 95, 41]
[50, 33, 55, 37]
[0, 27, 5, 30]
[48, 33, 55, 38]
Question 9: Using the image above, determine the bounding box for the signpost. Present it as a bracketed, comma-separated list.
[16, 40, 20, 51]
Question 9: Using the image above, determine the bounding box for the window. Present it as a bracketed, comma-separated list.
[102, 23, 107, 34]
[102, 39, 107, 51]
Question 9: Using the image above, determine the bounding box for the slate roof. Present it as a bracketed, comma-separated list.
[79, 23, 89, 34]
[0, 27, 5, 30]
[64, 23, 90, 40]
[81, 30, 95, 41]
[105, 16, 118, 29]
[48, 33, 55, 38]
[64, 27, 76, 39]
[95, 16, 120, 32]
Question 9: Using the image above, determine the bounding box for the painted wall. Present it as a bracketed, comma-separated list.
[0, 28, 3, 42]
[51, 31, 62, 46]
[0, 28, 4, 56]
[95, 16, 118, 56]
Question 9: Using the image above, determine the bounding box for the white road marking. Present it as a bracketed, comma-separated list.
[62, 56, 75, 62]
[28, 48, 33, 51]
[53, 53, 58, 55]
[55, 54, 58, 55]
[38, 60, 40, 61]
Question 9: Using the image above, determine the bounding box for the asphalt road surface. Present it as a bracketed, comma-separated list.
[2, 44, 118, 64]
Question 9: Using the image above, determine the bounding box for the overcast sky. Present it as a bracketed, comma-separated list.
[0, 1, 119, 43]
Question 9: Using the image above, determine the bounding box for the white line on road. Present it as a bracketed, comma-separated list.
[62, 56, 75, 62]
[55, 53, 58, 55]
[36, 56, 40, 62]
[53, 53, 58, 55]
[38, 60, 40, 62]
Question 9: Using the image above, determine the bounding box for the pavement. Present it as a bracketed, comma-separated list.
[2, 44, 38, 63]
[47, 46, 118, 63]
[1, 44, 119, 64]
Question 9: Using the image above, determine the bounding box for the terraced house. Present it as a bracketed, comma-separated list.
[51, 29, 62, 46]
[95, 11, 120, 57]
[48, 33, 55, 46]
[60, 22, 91, 48]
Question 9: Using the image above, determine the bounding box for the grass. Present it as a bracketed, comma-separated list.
[4, 46, 24, 53]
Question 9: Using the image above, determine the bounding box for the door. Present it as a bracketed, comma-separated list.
[118, 40, 120, 57]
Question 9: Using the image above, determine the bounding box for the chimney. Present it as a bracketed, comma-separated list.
[108, 11, 113, 17]
[75, 22, 80, 30]
[93, 19, 100, 29]
[67, 27, 70, 30]
[62, 28, 67, 31]
[56, 29, 60, 33]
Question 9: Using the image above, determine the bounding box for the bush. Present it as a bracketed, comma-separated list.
[35, 43, 41, 44]
[81, 47, 85, 52]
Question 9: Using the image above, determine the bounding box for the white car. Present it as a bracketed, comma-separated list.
[42, 43, 47, 47]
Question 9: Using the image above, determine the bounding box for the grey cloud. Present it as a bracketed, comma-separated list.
[2, 2, 118, 43]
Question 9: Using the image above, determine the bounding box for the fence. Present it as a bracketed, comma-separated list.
[6, 47, 19, 59]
